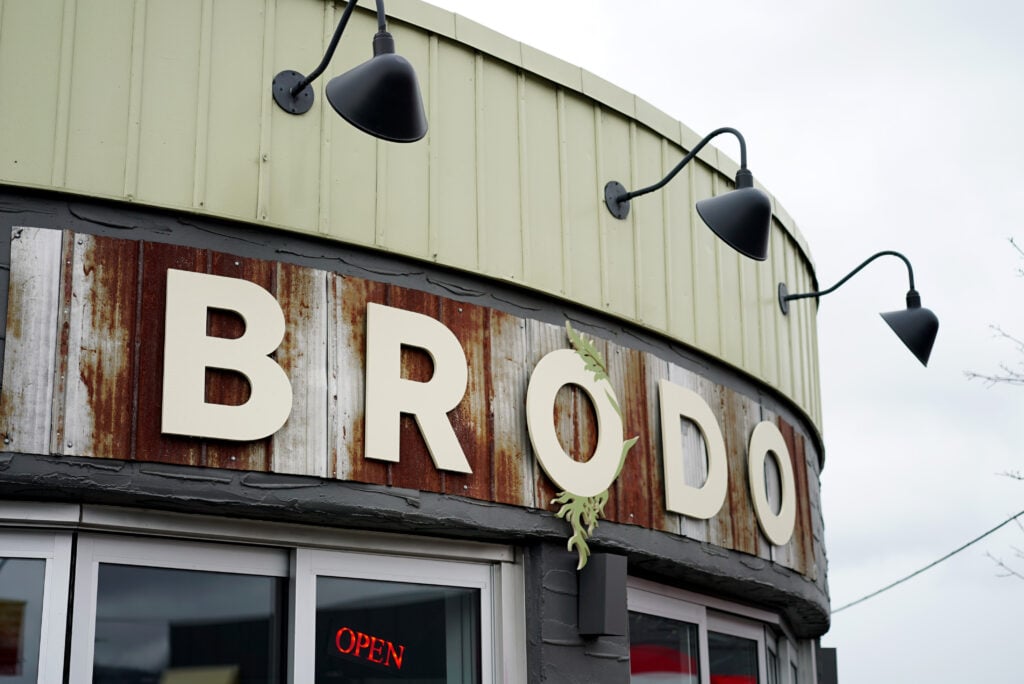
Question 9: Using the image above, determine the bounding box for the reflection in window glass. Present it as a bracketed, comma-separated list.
[93, 564, 286, 683]
[709, 631, 759, 684]
[0, 558, 45, 683]
[628, 611, 700, 683]
[315, 577, 480, 683]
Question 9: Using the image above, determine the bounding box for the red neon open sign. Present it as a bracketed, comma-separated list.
[335, 627, 405, 670]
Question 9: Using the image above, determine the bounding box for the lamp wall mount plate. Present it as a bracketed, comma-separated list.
[272, 70, 315, 115]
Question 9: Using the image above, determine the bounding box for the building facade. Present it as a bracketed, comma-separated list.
[0, 1, 828, 682]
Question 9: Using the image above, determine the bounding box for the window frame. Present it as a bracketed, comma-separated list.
[0, 529, 72, 684]
[628, 578, 778, 684]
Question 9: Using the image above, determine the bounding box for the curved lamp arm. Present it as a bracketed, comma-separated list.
[273, 0, 388, 115]
[778, 250, 916, 314]
[779, 250, 939, 367]
[604, 127, 751, 220]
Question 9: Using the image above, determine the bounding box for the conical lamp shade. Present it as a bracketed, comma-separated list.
[695, 187, 772, 261]
[880, 306, 939, 366]
[325, 52, 427, 143]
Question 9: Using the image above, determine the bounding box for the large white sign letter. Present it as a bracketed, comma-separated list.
[659, 379, 728, 519]
[162, 269, 293, 441]
[526, 349, 624, 498]
[747, 421, 796, 546]
[364, 302, 472, 473]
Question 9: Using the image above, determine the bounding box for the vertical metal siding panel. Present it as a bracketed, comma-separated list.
[633, 128, 668, 330]
[378, 23, 430, 259]
[804, 437, 824, 581]
[739, 250, 762, 379]
[776, 417, 810, 576]
[64, 0, 135, 196]
[664, 141, 696, 345]
[772, 229, 793, 400]
[62, 234, 139, 459]
[646, 356, 677, 534]
[526, 318, 567, 511]
[478, 60, 523, 282]
[440, 300, 491, 500]
[612, 347, 651, 528]
[722, 388, 759, 557]
[0, 0, 63, 185]
[597, 111, 635, 318]
[668, 363, 707, 542]
[691, 163, 721, 355]
[0, 228, 64, 454]
[121, 0, 146, 200]
[796, 257, 814, 420]
[431, 39, 477, 268]
[561, 94, 601, 311]
[273, 263, 328, 477]
[325, 9, 378, 247]
[136, 0, 203, 207]
[50, 0, 77, 187]
[757, 221, 780, 390]
[202, 0, 265, 219]
[190, 0, 213, 211]
[203, 252, 273, 471]
[490, 310, 532, 508]
[333, 275, 388, 485]
[265, 0, 323, 233]
[134, 243, 205, 466]
[717, 241, 744, 368]
[783, 235, 802, 405]
[386, 286, 442, 492]
[521, 78, 563, 295]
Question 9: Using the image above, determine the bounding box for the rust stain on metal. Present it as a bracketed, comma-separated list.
[613, 348, 651, 528]
[73, 235, 140, 458]
[387, 285, 443, 493]
[440, 299, 491, 501]
[724, 390, 760, 557]
[337, 276, 388, 487]
[203, 252, 274, 471]
[134, 241, 205, 466]
[777, 416, 811, 575]
[489, 310, 529, 507]
[49, 231, 75, 456]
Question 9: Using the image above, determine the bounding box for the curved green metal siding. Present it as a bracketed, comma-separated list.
[0, 0, 821, 429]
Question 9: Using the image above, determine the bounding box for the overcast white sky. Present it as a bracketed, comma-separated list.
[425, 1, 1024, 681]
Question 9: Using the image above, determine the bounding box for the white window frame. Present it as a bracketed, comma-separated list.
[67, 534, 290, 684]
[628, 578, 776, 684]
[0, 529, 72, 684]
[292, 547, 496, 683]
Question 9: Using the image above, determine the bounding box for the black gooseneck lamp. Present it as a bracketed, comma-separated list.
[778, 250, 939, 366]
[603, 127, 772, 261]
[271, 0, 427, 143]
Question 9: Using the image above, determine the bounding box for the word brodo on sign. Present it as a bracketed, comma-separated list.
[160, 270, 796, 547]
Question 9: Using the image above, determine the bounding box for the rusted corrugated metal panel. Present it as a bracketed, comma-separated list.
[777, 416, 813, 576]
[441, 299, 491, 501]
[273, 262, 329, 477]
[646, 356, 679, 537]
[62, 234, 140, 459]
[133, 241, 205, 466]
[721, 387, 760, 558]
[203, 252, 274, 471]
[612, 347, 652, 529]
[526, 319, 565, 509]
[489, 310, 532, 508]
[333, 275, 388, 485]
[0, 228, 63, 454]
[387, 285, 443, 493]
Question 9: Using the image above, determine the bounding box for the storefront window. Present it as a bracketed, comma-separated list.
[628, 611, 700, 683]
[314, 577, 480, 683]
[709, 631, 759, 684]
[92, 564, 287, 683]
[0, 558, 44, 683]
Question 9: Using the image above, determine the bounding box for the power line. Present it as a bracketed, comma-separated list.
[833, 508, 1024, 614]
